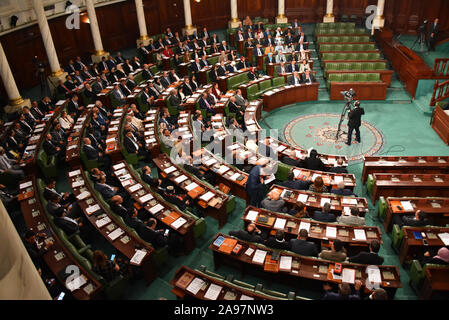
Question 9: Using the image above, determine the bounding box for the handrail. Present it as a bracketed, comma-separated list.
[430, 79, 449, 106]
[433, 58, 449, 77]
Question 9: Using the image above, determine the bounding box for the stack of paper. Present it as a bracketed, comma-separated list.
[186, 278, 205, 295]
[185, 182, 199, 191]
[354, 229, 367, 241]
[171, 217, 187, 229]
[274, 218, 287, 230]
[108, 228, 124, 241]
[149, 204, 164, 214]
[299, 221, 311, 233]
[342, 268, 355, 284]
[246, 210, 259, 222]
[252, 249, 267, 264]
[204, 284, 222, 300]
[400, 201, 414, 211]
[200, 191, 215, 202]
[325, 226, 337, 238]
[297, 193, 308, 203]
[320, 198, 331, 206]
[438, 232, 449, 246]
[130, 250, 147, 265]
[279, 256, 292, 272]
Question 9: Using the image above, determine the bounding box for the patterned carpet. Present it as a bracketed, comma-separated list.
[284, 113, 385, 163]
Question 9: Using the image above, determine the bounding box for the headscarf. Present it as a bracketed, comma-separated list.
[435, 247, 449, 263]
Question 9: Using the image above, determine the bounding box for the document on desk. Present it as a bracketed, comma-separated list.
[131, 249, 147, 265]
[279, 256, 292, 272]
[174, 175, 188, 184]
[252, 249, 267, 265]
[205, 158, 218, 166]
[276, 145, 287, 153]
[240, 294, 255, 300]
[343, 206, 351, 216]
[230, 172, 241, 181]
[326, 226, 337, 238]
[334, 176, 343, 183]
[320, 198, 331, 207]
[400, 201, 414, 212]
[145, 137, 156, 144]
[204, 283, 222, 300]
[185, 182, 199, 191]
[95, 216, 111, 228]
[200, 191, 215, 202]
[217, 165, 230, 175]
[66, 274, 87, 292]
[297, 194, 308, 203]
[354, 229, 367, 241]
[246, 210, 259, 222]
[76, 191, 90, 200]
[171, 217, 187, 229]
[139, 193, 154, 204]
[108, 228, 124, 241]
[129, 183, 142, 193]
[299, 221, 311, 233]
[186, 277, 205, 295]
[113, 162, 125, 170]
[438, 232, 449, 246]
[342, 268, 355, 284]
[86, 204, 100, 215]
[341, 198, 357, 205]
[264, 174, 276, 185]
[19, 181, 33, 189]
[244, 247, 255, 257]
[115, 168, 127, 176]
[67, 144, 77, 150]
[149, 204, 164, 215]
[367, 268, 382, 284]
[274, 218, 287, 230]
[164, 166, 177, 174]
[228, 144, 239, 150]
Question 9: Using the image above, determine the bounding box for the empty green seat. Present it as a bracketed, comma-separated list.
[246, 83, 259, 101]
[37, 149, 58, 179]
[272, 76, 285, 88]
[258, 79, 271, 93]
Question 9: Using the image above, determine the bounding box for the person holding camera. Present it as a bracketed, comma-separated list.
[346, 100, 364, 146]
[428, 18, 439, 51]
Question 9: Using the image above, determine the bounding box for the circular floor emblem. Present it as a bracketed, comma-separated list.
[284, 113, 385, 163]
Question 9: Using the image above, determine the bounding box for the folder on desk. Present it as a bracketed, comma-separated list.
[390, 200, 404, 213]
[218, 238, 238, 254]
[175, 271, 195, 289]
[161, 211, 181, 225]
[279, 256, 292, 272]
[252, 249, 267, 265]
[264, 254, 280, 273]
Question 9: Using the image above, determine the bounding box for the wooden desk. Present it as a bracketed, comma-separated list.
[384, 197, 449, 232]
[271, 185, 368, 216]
[371, 173, 449, 203]
[153, 153, 229, 228]
[111, 161, 196, 254]
[399, 226, 449, 265]
[218, 69, 251, 92]
[65, 108, 93, 169]
[68, 168, 156, 285]
[238, 75, 272, 99]
[170, 265, 282, 300]
[197, 148, 248, 200]
[432, 106, 449, 145]
[105, 106, 127, 163]
[242, 206, 381, 253]
[262, 83, 319, 112]
[362, 156, 449, 183]
[210, 233, 401, 299]
[290, 167, 356, 190]
[142, 108, 161, 158]
[19, 176, 102, 300]
[420, 267, 449, 299]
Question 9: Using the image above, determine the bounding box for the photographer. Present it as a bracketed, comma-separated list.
[346, 100, 364, 146]
[428, 18, 440, 51]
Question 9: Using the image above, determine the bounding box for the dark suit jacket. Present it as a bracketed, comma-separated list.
[199, 97, 213, 112]
[229, 230, 262, 243]
[301, 73, 316, 84]
[289, 239, 318, 257]
[236, 61, 250, 70]
[160, 77, 171, 89]
[124, 136, 138, 154]
[282, 179, 312, 191]
[265, 237, 289, 250]
[217, 66, 227, 77]
[402, 216, 429, 227]
[303, 156, 326, 172]
[94, 182, 116, 199]
[287, 64, 299, 73]
[328, 166, 348, 173]
[312, 211, 337, 223]
[246, 165, 262, 192]
[331, 188, 356, 197]
[349, 252, 384, 265]
[83, 144, 99, 160]
[282, 156, 303, 167]
[348, 107, 365, 128]
[43, 140, 58, 156]
[54, 217, 79, 235]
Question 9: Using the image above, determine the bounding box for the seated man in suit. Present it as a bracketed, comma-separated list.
[127, 210, 168, 248]
[276, 62, 287, 75]
[348, 240, 384, 265]
[312, 202, 336, 223]
[199, 92, 216, 115]
[261, 189, 287, 213]
[123, 129, 150, 161]
[44, 180, 76, 206]
[328, 158, 348, 173]
[168, 88, 185, 112]
[94, 174, 128, 202]
[227, 61, 239, 73]
[282, 170, 312, 191]
[288, 71, 303, 85]
[319, 239, 347, 262]
[51, 122, 67, 151]
[322, 281, 362, 300]
[331, 181, 357, 197]
[46, 193, 79, 219]
[52, 203, 86, 237]
[67, 94, 85, 117]
[168, 69, 182, 83]
[112, 84, 127, 105]
[162, 185, 191, 211]
[303, 149, 326, 172]
[247, 67, 259, 81]
[43, 133, 62, 159]
[337, 206, 366, 226]
[217, 60, 228, 77]
[289, 229, 318, 257]
[281, 150, 303, 167]
[64, 75, 77, 91]
[126, 74, 137, 91]
[110, 195, 132, 222]
[229, 223, 265, 243]
[83, 137, 110, 168]
[141, 64, 154, 80]
[392, 209, 429, 228]
[265, 230, 289, 250]
[287, 60, 299, 73]
[236, 56, 251, 70]
[140, 166, 157, 186]
[301, 69, 316, 84]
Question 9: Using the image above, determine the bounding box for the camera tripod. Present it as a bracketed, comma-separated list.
[335, 100, 354, 140]
[411, 30, 428, 53]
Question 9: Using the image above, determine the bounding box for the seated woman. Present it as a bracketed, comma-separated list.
[92, 250, 127, 282]
[420, 247, 449, 266]
[308, 176, 329, 193]
[299, 59, 311, 73]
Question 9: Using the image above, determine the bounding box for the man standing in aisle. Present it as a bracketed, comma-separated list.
[346, 101, 364, 146]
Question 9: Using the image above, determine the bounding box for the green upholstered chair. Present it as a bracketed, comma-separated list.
[272, 76, 285, 88]
[409, 260, 449, 294]
[246, 83, 260, 101]
[391, 224, 404, 252]
[275, 162, 291, 181]
[366, 174, 375, 195]
[377, 196, 388, 220]
[37, 149, 58, 179]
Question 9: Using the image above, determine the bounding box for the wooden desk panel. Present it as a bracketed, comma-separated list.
[362, 156, 449, 184]
[329, 82, 388, 100]
[420, 268, 449, 300]
[262, 83, 319, 112]
[432, 106, 449, 145]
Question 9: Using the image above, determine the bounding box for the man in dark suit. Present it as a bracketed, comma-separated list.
[43, 134, 61, 157]
[287, 60, 299, 73]
[328, 158, 348, 173]
[312, 202, 336, 222]
[199, 92, 216, 115]
[67, 94, 84, 117]
[229, 223, 264, 243]
[123, 129, 150, 161]
[265, 230, 289, 250]
[281, 150, 303, 167]
[98, 56, 109, 72]
[236, 56, 250, 70]
[322, 281, 362, 300]
[428, 18, 440, 51]
[392, 210, 429, 228]
[289, 229, 318, 257]
[303, 149, 326, 172]
[30, 101, 45, 120]
[288, 71, 302, 85]
[301, 69, 316, 84]
[168, 88, 185, 111]
[283, 171, 312, 190]
[53, 202, 84, 236]
[159, 71, 172, 89]
[346, 100, 365, 145]
[142, 64, 154, 80]
[110, 195, 132, 222]
[348, 240, 384, 265]
[245, 160, 267, 207]
[83, 137, 110, 168]
[331, 181, 357, 197]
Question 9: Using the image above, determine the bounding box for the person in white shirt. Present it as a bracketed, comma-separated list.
[58, 110, 74, 130]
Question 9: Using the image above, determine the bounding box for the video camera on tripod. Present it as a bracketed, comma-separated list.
[336, 88, 356, 140]
[341, 88, 356, 108]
